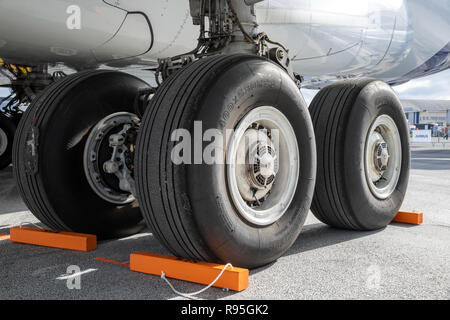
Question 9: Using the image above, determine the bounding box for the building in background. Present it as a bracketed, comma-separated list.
[402, 100, 450, 137]
[403, 100, 450, 125]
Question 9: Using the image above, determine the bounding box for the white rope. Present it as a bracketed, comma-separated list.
[161, 263, 233, 299]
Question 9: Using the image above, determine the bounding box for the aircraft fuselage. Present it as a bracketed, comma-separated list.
[0, 0, 449, 86]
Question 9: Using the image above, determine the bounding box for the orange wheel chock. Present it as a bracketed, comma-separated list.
[0, 234, 10, 241]
[130, 252, 249, 292]
[9, 227, 97, 251]
[392, 211, 423, 225]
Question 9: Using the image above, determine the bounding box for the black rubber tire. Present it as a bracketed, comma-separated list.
[135, 54, 316, 268]
[13, 70, 148, 238]
[309, 79, 410, 230]
[0, 113, 16, 170]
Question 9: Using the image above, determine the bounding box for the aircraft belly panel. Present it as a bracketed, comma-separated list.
[257, 0, 396, 77]
[104, 0, 199, 59]
[0, 0, 127, 67]
[369, 0, 450, 82]
[93, 12, 152, 63]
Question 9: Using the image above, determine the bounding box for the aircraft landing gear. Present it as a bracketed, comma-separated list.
[135, 54, 316, 268]
[13, 70, 149, 238]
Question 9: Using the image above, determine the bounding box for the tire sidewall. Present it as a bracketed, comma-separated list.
[344, 81, 410, 229]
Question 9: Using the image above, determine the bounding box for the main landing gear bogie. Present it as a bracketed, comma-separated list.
[12, 57, 411, 269]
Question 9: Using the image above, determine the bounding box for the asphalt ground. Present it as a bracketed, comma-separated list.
[0, 147, 449, 300]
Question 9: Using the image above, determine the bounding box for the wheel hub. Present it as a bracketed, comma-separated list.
[84, 112, 140, 205]
[236, 128, 279, 203]
[227, 106, 299, 226]
[249, 140, 278, 189]
[365, 115, 402, 199]
[374, 140, 390, 172]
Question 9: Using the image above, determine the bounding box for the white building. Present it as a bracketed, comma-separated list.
[402, 100, 450, 126]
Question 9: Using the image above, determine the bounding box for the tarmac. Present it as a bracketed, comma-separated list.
[0, 146, 449, 300]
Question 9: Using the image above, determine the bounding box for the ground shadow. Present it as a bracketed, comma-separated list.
[250, 223, 383, 275]
[285, 223, 383, 256]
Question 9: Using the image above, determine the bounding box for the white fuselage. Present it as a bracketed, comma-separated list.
[0, 0, 449, 87]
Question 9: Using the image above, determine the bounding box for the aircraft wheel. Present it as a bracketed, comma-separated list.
[13, 70, 148, 238]
[135, 54, 316, 268]
[309, 79, 410, 230]
[0, 113, 16, 170]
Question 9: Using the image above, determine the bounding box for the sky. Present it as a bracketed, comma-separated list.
[393, 69, 450, 101]
[0, 87, 9, 99]
[301, 68, 450, 105]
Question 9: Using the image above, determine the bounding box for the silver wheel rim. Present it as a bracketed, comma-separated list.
[227, 106, 300, 226]
[365, 115, 402, 200]
[83, 112, 139, 205]
[0, 127, 7, 156]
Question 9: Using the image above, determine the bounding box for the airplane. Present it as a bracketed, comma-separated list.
[0, 0, 449, 268]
